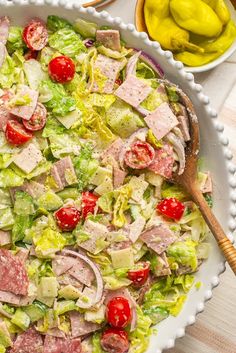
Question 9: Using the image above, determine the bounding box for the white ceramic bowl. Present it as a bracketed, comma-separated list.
[185, 0, 236, 73]
[2, 1, 236, 351]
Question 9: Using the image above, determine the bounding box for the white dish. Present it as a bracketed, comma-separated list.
[2, 0, 236, 351]
[185, 0, 236, 73]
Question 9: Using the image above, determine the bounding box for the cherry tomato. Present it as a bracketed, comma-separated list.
[128, 262, 150, 287]
[81, 191, 99, 219]
[157, 197, 185, 221]
[124, 140, 155, 169]
[5, 120, 33, 146]
[48, 56, 75, 83]
[101, 328, 129, 353]
[23, 20, 48, 51]
[106, 296, 132, 328]
[55, 206, 81, 232]
[115, 78, 123, 86]
[23, 103, 47, 131]
[24, 50, 38, 60]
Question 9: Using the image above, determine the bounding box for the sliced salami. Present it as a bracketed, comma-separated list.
[148, 144, 174, 179]
[0, 249, 29, 296]
[10, 327, 43, 353]
[43, 335, 81, 353]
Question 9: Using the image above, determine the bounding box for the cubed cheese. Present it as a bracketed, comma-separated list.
[110, 247, 134, 269]
[57, 109, 81, 129]
[13, 143, 43, 174]
[39, 277, 58, 298]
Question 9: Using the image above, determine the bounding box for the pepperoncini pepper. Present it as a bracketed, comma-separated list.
[144, 0, 203, 52]
[202, 0, 230, 24]
[170, 0, 223, 37]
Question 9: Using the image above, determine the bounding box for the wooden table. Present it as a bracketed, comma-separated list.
[97, 1, 236, 351]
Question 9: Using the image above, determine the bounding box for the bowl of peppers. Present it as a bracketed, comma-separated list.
[135, 0, 236, 72]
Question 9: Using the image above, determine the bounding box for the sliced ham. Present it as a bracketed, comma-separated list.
[101, 137, 123, 162]
[9, 180, 46, 200]
[52, 255, 77, 277]
[16, 248, 30, 263]
[127, 216, 146, 243]
[148, 143, 174, 179]
[144, 102, 179, 140]
[46, 328, 66, 339]
[68, 258, 95, 287]
[177, 114, 190, 142]
[96, 30, 121, 52]
[57, 274, 83, 290]
[0, 16, 10, 45]
[10, 85, 38, 120]
[69, 311, 101, 338]
[200, 172, 213, 193]
[140, 224, 177, 254]
[51, 156, 77, 192]
[0, 42, 6, 70]
[10, 327, 43, 353]
[43, 335, 81, 353]
[0, 248, 29, 295]
[154, 252, 171, 277]
[77, 219, 109, 254]
[13, 143, 43, 174]
[91, 54, 125, 94]
[115, 75, 152, 108]
[0, 290, 21, 305]
[113, 167, 127, 188]
[0, 230, 11, 246]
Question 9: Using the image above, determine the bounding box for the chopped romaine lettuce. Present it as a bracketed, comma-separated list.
[0, 168, 24, 188]
[73, 18, 98, 38]
[49, 132, 81, 158]
[6, 26, 26, 54]
[0, 55, 22, 89]
[48, 28, 86, 57]
[12, 215, 32, 243]
[167, 240, 198, 271]
[34, 228, 66, 258]
[0, 208, 14, 230]
[14, 191, 35, 215]
[129, 306, 152, 353]
[47, 15, 73, 32]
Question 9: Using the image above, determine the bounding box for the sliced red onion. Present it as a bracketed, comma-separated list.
[126, 51, 141, 78]
[83, 39, 95, 48]
[0, 43, 6, 70]
[61, 249, 103, 307]
[133, 48, 164, 78]
[166, 132, 186, 175]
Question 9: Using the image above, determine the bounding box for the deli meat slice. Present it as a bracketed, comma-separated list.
[51, 156, 77, 191]
[77, 220, 109, 254]
[148, 144, 174, 179]
[0, 230, 11, 246]
[68, 257, 95, 287]
[10, 327, 43, 353]
[91, 54, 125, 94]
[0, 17, 10, 45]
[43, 335, 81, 353]
[101, 138, 123, 162]
[127, 216, 146, 243]
[69, 311, 100, 337]
[0, 248, 29, 295]
[144, 102, 179, 140]
[52, 255, 76, 277]
[13, 143, 43, 174]
[15, 248, 30, 263]
[10, 180, 46, 200]
[96, 30, 121, 51]
[140, 224, 177, 254]
[113, 167, 127, 188]
[154, 252, 171, 277]
[0, 290, 21, 305]
[10, 85, 38, 120]
[115, 75, 152, 108]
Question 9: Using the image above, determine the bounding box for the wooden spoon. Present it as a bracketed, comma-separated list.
[168, 84, 236, 275]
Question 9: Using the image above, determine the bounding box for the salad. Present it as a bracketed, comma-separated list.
[0, 14, 212, 353]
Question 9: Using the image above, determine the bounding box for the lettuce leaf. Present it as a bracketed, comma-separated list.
[0, 169, 24, 187]
[0, 208, 14, 230]
[6, 26, 26, 54]
[167, 240, 198, 271]
[33, 228, 66, 258]
[129, 306, 152, 353]
[14, 191, 35, 215]
[12, 215, 32, 244]
[0, 154, 13, 169]
[73, 18, 98, 38]
[49, 132, 81, 158]
[0, 55, 21, 89]
[48, 28, 86, 58]
[92, 332, 106, 353]
[47, 15, 73, 32]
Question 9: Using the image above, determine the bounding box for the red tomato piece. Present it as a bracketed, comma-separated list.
[128, 262, 150, 287]
[106, 297, 132, 328]
[55, 206, 81, 232]
[101, 328, 130, 353]
[23, 20, 48, 51]
[5, 120, 33, 146]
[124, 140, 155, 169]
[24, 50, 38, 60]
[115, 78, 123, 86]
[48, 56, 75, 83]
[23, 103, 47, 131]
[81, 191, 99, 219]
[157, 197, 185, 221]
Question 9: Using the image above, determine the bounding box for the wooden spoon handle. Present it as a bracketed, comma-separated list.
[190, 186, 236, 275]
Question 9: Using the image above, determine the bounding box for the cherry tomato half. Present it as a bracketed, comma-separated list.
[24, 50, 38, 61]
[81, 191, 99, 219]
[5, 120, 33, 146]
[23, 103, 47, 131]
[48, 56, 75, 84]
[23, 20, 48, 51]
[157, 197, 185, 221]
[128, 262, 150, 287]
[55, 206, 81, 232]
[101, 328, 129, 353]
[124, 140, 155, 169]
[115, 78, 123, 86]
[106, 296, 132, 328]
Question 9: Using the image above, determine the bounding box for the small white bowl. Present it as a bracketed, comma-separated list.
[2, 1, 236, 352]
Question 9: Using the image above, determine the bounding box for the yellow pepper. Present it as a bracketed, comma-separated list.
[170, 0, 223, 37]
[175, 20, 236, 65]
[144, 0, 203, 52]
[202, 0, 230, 24]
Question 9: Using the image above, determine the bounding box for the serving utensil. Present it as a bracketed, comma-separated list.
[169, 86, 236, 275]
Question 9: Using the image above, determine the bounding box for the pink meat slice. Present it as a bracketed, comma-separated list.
[15, 248, 30, 263]
[144, 102, 179, 140]
[57, 273, 83, 290]
[0, 248, 29, 295]
[148, 144, 174, 179]
[0, 17, 10, 45]
[115, 75, 152, 108]
[0, 230, 11, 246]
[96, 29, 121, 51]
[52, 255, 77, 277]
[177, 115, 190, 142]
[10, 327, 43, 353]
[77, 220, 109, 254]
[91, 54, 125, 94]
[43, 335, 82, 353]
[51, 156, 77, 192]
[113, 167, 127, 188]
[140, 224, 177, 254]
[0, 290, 21, 305]
[101, 137, 123, 162]
[10, 181, 46, 201]
[154, 252, 171, 277]
[10, 85, 39, 120]
[127, 217, 146, 243]
[68, 257, 95, 287]
[69, 311, 100, 338]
